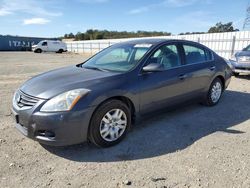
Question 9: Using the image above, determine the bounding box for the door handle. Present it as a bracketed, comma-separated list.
[210, 66, 216, 71]
[179, 74, 187, 80]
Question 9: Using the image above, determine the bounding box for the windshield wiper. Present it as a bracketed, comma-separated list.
[82, 66, 109, 72]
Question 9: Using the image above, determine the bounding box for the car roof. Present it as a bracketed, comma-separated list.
[120, 38, 198, 46]
[41, 40, 61, 42]
[121, 38, 171, 45]
[119, 38, 213, 52]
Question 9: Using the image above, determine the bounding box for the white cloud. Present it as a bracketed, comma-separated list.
[77, 0, 109, 3]
[23, 18, 51, 25]
[173, 11, 215, 33]
[0, 0, 62, 17]
[127, 0, 212, 15]
[127, 3, 159, 15]
[164, 0, 198, 7]
[128, 7, 149, 15]
[66, 24, 72, 27]
[0, 8, 12, 16]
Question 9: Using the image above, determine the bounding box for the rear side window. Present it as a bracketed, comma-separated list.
[183, 45, 211, 64]
[204, 49, 213, 61]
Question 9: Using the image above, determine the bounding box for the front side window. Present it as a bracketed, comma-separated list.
[183, 45, 208, 64]
[42, 42, 47, 46]
[82, 43, 152, 72]
[147, 44, 181, 70]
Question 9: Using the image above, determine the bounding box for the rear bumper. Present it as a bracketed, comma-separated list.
[11, 105, 95, 146]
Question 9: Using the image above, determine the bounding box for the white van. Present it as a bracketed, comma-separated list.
[32, 40, 67, 53]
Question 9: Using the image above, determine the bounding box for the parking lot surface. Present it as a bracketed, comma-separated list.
[0, 52, 250, 188]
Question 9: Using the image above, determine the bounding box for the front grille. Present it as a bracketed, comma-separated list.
[16, 91, 39, 109]
[238, 56, 250, 62]
[235, 67, 250, 70]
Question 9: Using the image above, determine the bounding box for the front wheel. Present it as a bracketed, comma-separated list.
[203, 78, 223, 106]
[89, 100, 131, 147]
[233, 72, 240, 77]
[35, 49, 42, 53]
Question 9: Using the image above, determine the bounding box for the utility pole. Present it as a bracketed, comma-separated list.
[243, 1, 250, 30]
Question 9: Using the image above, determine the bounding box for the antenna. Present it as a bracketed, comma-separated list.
[243, 2, 250, 30]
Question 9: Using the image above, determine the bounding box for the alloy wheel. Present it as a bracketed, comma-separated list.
[99, 108, 127, 142]
[211, 81, 222, 103]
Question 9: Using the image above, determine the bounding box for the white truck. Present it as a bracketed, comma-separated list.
[32, 40, 67, 53]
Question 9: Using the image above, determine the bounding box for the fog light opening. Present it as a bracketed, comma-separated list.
[37, 130, 55, 138]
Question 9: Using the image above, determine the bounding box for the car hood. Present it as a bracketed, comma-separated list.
[236, 51, 250, 57]
[20, 66, 120, 99]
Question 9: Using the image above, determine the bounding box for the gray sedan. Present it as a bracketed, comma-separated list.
[12, 39, 232, 147]
[230, 45, 250, 76]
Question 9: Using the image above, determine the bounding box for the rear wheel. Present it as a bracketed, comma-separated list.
[89, 100, 131, 147]
[57, 49, 63, 53]
[203, 78, 223, 106]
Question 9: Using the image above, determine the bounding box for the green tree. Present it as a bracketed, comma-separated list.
[208, 22, 239, 33]
[75, 32, 85, 40]
[86, 29, 95, 40]
[63, 30, 172, 41]
[68, 32, 75, 38]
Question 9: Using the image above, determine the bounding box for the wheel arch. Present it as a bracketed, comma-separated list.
[87, 95, 136, 141]
[58, 49, 64, 53]
[35, 48, 42, 53]
[215, 75, 225, 90]
[207, 74, 225, 91]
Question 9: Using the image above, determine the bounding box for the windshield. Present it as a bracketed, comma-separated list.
[81, 43, 153, 72]
[244, 45, 250, 51]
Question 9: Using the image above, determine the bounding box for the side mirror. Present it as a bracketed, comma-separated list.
[142, 63, 164, 72]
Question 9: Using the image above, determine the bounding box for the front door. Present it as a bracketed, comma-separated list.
[139, 43, 189, 114]
[41, 41, 48, 51]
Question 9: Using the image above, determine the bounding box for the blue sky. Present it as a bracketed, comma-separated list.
[0, 0, 248, 37]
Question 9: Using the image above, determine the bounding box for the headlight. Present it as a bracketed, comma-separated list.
[40, 89, 90, 112]
[223, 58, 234, 69]
[12, 90, 20, 105]
[229, 55, 237, 62]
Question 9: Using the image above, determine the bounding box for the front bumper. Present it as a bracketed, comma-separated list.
[231, 61, 250, 74]
[12, 98, 95, 146]
[233, 68, 250, 74]
[31, 46, 37, 52]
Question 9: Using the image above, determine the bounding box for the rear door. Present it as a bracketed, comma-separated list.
[179, 42, 216, 95]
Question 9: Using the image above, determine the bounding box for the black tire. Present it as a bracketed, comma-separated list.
[233, 72, 240, 77]
[89, 100, 131, 147]
[35, 49, 42, 53]
[57, 49, 63, 53]
[203, 78, 223, 106]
